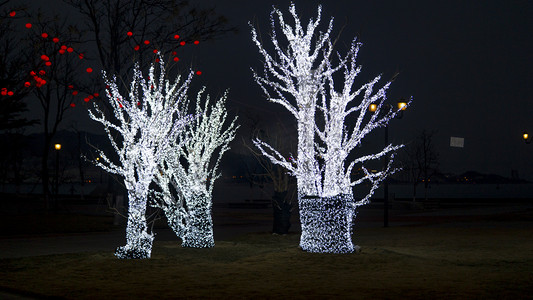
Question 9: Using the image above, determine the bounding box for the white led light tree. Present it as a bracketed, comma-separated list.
[250, 3, 335, 198]
[153, 89, 238, 248]
[251, 3, 407, 253]
[88, 58, 193, 259]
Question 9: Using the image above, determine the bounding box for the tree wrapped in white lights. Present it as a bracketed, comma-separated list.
[88, 59, 193, 259]
[250, 3, 334, 198]
[251, 3, 407, 253]
[153, 89, 238, 248]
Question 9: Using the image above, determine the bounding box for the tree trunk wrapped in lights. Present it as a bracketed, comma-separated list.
[251, 3, 408, 253]
[153, 89, 238, 248]
[88, 58, 193, 259]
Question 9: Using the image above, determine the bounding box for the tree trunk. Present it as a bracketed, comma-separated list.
[163, 201, 185, 239]
[424, 181, 429, 202]
[115, 190, 153, 259]
[297, 104, 318, 197]
[41, 140, 51, 211]
[272, 191, 291, 234]
[181, 193, 214, 248]
[298, 194, 356, 253]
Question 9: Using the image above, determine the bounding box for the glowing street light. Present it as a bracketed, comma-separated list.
[397, 100, 408, 111]
[54, 143, 62, 197]
[368, 100, 408, 227]
[523, 131, 531, 144]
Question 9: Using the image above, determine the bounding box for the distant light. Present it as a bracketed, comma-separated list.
[25, 23, 32, 29]
[368, 103, 377, 112]
[41, 33, 48, 38]
[397, 101, 407, 111]
[86, 67, 93, 73]
[523, 131, 530, 144]
[54, 144, 62, 150]
[52, 37, 59, 43]
[180, 41, 185, 46]
[174, 34, 180, 39]
[144, 40, 150, 45]
[9, 11, 16, 17]
[127, 31, 133, 36]
[194, 40, 199, 45]
[196, 71, 202, 75]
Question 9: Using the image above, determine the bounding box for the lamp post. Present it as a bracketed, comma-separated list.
[369, 100, 407, 227]
[54, 143, 61, 198]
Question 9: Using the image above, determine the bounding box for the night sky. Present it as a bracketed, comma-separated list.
[14, 0, 533, 180]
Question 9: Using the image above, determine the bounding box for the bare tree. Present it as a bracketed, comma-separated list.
[64, 0, 236, 77]
[0, 4, 37, 131]
[12, 12, 91, 208]
[403, 129, 439, 201]
[243, 117, 296, 235]
[0, 4, 39, 190]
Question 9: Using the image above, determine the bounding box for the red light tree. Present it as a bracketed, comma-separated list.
[16, 12, 93, 207]
[64, 0, 235, 80]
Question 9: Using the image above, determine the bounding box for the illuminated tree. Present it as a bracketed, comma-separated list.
[251, 3, 407, 253]
[250, 3, 332, 198]
[153, 89, 238, 248]
[88, 58, 192, 258]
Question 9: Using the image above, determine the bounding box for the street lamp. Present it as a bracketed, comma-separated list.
[523, 131, 531, 144]
[369, 100, 407, 227]
[54, 143, 61, 197]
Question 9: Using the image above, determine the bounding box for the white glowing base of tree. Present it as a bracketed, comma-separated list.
[298, 194, 356, 253]
[181, 195, 214, 248]
[115, 210, 154, 259]
[160, 194, 215, 248]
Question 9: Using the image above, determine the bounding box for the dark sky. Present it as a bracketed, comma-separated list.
[17, 0, 533, 180]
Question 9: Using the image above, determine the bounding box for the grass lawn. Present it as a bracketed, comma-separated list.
[1, 220, 532, 299]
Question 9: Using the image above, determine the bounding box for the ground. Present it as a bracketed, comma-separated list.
[0, 201, 532, 299]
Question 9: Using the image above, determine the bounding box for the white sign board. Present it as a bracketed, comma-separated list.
[450, 137, 464, 148]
